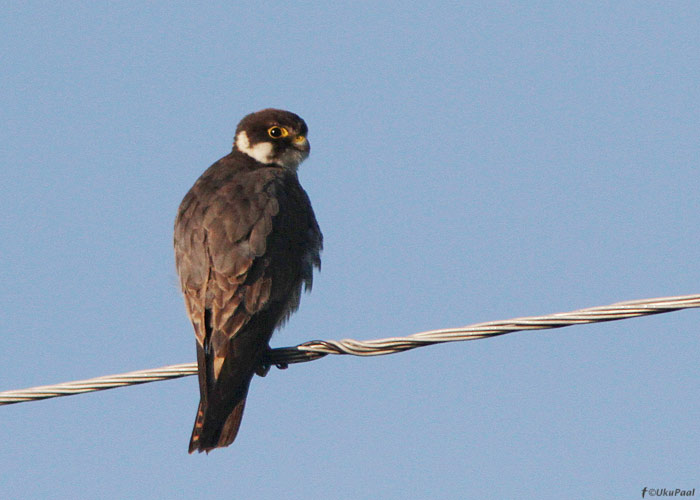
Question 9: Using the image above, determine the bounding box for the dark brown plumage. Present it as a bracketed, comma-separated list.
[174, 109, 322, 453]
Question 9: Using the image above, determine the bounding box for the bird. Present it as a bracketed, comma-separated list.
[174, 109, 322, 453]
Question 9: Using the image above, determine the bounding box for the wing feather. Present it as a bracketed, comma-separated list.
[174, 160, 289, 396]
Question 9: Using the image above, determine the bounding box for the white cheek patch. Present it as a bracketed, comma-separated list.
[235, 131, 275, 164]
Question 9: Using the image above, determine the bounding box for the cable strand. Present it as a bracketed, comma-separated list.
[1, 293, 698, 406]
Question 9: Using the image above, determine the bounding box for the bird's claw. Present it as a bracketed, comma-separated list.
[255, 364, 271, 377]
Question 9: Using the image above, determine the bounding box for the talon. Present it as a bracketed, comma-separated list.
[255, 364, 271, 377]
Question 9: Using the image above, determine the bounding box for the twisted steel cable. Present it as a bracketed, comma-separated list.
[1, 293, 698, 406]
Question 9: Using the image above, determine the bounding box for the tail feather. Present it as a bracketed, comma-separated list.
[188, 398, 247, 454]
[188, 402, 206, 453]
[188, 309, 279, 454]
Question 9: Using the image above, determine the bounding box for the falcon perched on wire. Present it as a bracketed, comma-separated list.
[174, 109, 322, 453]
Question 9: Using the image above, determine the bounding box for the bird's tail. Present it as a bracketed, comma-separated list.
[188, 397, 247, 454]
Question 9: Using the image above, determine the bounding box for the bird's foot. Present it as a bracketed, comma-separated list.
[255, 363, 271, 377]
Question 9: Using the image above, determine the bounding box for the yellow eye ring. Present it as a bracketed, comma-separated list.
[268, 126, 289, 138]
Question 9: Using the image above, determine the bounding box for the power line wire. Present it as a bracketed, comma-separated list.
[1, 293, 698, 406]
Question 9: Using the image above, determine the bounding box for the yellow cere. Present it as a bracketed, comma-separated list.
[293, 135, 307, 144]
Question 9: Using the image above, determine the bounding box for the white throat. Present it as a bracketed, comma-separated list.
[235, 131, 274, 164]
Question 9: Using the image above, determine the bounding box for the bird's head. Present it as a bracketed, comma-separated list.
[233, 109, 310, 169]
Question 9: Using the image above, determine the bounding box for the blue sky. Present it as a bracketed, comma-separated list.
[1, 2, 698, 499]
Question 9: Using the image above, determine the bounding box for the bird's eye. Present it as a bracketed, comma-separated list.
[268, 126, 289, 138]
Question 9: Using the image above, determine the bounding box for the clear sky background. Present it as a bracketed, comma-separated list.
[1, 2, 698, 499]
